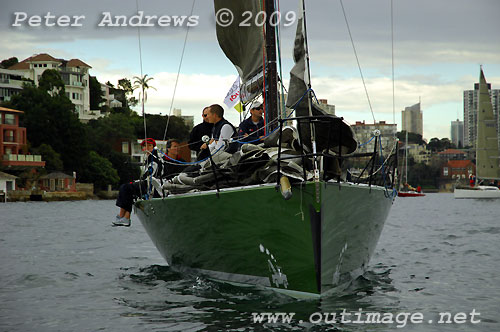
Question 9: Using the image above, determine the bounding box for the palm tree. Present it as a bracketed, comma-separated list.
[133, 74, 156, 116]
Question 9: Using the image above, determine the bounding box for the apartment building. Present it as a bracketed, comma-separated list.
[0, 106, 45, 169]
[0, 68, 24, 102]
[351, 120, 397, 154]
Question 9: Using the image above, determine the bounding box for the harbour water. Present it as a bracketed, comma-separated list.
[1, 194, 499, 331]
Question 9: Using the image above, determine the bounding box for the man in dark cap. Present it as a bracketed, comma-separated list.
[238, 101, 265, 143]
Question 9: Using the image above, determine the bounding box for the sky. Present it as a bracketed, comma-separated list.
[1, 0, 500, 141]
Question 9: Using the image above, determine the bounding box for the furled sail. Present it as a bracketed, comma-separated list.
[214, 0, 264, 102]
[476, 68, 500, 180]
[286, 0, 357, 154]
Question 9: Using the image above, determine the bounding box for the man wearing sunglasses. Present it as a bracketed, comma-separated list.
[188, 106, 213, 160]
[238, 101, 265, 143]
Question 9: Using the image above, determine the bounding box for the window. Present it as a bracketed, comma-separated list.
[443, 167, 449, 176]
[122, 141, 129, 154]
[5, 113, 15, 125]
[4, 130, 14, 142]
[6, 181, 13, 191]
[58, 179, 64, 190]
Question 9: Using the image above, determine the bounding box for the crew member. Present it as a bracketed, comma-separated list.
[113, 138, 162, 227]
[238, 101, 265, 143]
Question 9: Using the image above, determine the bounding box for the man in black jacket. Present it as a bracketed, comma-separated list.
[188, 107, 213, 160]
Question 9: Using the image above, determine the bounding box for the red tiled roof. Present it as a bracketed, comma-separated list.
[439, 149, 466, 155]
[8, 53, 91, 70]
[8, 62, 29, 70]
[0, 106, 24, 114]
[447, 160, 473, 168]
[28, 53, 60, 62]
[66, 59, 91, 68]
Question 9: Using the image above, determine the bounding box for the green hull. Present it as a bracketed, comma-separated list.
[135, 182, 393, 295]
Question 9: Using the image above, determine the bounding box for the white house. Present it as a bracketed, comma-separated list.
[8, 53, 96, 121]
[0, 171, 17, 202]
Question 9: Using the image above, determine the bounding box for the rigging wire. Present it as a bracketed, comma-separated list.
[391, 0, 396, 135]
[339, 0, 376, 124]
[275, 0, 287, 119]
[135, 0, 147, 141]
[162, 0, 197, 141]
[261, 0, 268, 134]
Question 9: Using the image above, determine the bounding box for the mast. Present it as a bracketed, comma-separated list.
[405, 130, 408, 184]
[264, 0, 279, 131]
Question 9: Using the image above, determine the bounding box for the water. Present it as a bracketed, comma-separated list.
[1, 195, 499, 331]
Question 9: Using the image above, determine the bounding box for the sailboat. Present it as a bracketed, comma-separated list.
[398, 131, 425, 197]
[134, 0, 398, 297]
[454, 68, 500, 199]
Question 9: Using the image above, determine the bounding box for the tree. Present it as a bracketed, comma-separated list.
[38, 69, 65, 97]
[427, 137, 455, 152]
[32, 143, 63, 171]
[79, 151, 119, 190]
[118, 78, 133, 94]
[85, 113, 140, 184]
[133, 74, 156, 116]
[0, 57, 18, 69]
[397, 131, 425, 145]
[407, 162, 441, 188]
[89, 76, 104, 110]
[133, 114, 190, 141]
[5, 84, 89, 177]
[118, 78, 138, 108]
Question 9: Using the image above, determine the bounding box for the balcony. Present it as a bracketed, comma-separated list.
[3, 136, 15, 142]
[3, 154, 43, 162]
[2, 154, 45, 169]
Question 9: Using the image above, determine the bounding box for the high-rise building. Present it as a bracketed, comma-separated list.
[401, 102, 423, 137]
[463, 82, 500, 148]
[450, 119, 464, 148]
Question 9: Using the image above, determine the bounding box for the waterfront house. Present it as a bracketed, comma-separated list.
[442, 160, 475, 181]
[38, 172, 76, 192]
[0, 170, 17, 202]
